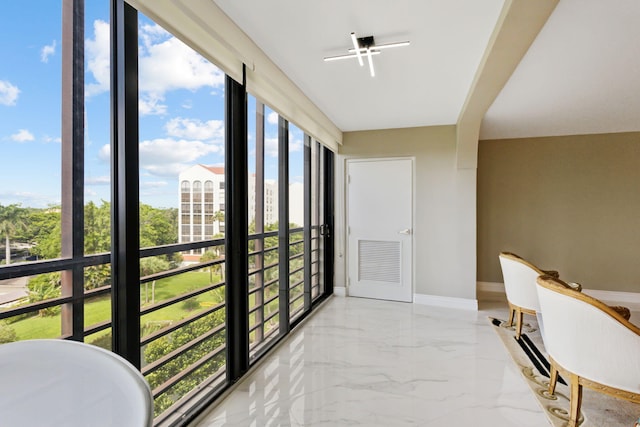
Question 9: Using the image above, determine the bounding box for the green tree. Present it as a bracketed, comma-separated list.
[140, 204, 178, 247]
[140, 204, 182, 268]
[27, 272, 62, 316]
[212, 210, 224, 235]
[141, 256, 171, 304]
[200, 249, 224, 283]
[0, 204, 27, 265]
[143, 310, 226, 416]
[84, 265, 111, 290]
[85, 201, 111, 254]
[140, 256, 171, 277]
[26, 207, 61, 260]
[82, 201, 112, 290]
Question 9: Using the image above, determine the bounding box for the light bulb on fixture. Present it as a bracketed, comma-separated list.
[366, 48, 375, 77]
[323, 51, 381, 62]
[323, 32, 410, 77]
[350, 32, 363, 67]
[348, 40, 410, 53]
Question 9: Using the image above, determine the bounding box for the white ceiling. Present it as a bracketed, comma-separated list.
[213, 0, 640, 139]
[481, 0, 640, 140]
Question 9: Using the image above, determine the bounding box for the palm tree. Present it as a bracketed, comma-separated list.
[0, 204, 26, 265]
[140, 256, 170, 304]
[200, 249, 223, 283]
[212, 210, 225, 235]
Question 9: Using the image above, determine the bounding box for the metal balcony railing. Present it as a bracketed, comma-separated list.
[0, 226, 324, 423]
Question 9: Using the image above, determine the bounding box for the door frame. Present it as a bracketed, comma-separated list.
[344, 156, 416, 302]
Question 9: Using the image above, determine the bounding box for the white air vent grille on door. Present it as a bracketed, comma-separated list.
[358, 240, 401, 283]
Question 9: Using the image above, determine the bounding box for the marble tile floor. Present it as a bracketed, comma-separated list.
[195, 294, 556, 426]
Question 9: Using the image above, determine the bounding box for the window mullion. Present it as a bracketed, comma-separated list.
[254, 101, 265, 345]
[110, 0, 141, 368]
[225, 71, 249, 381]
[278, 116, 290, 334]
[303, 135, 312, 313]
[322, 147, 335, 296]
[61, 0, 86, 341]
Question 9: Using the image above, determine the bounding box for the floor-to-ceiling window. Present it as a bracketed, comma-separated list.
[288, 123, 305, 323]
[0, 0, 113, 344]
[134, 10, 228, 419]
[0, 1, 333, 425]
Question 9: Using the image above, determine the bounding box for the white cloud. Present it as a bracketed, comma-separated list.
[0, 190, 59, 208]
[99, 138, 222, 177]
[139, 95, 167, 116]
[85, 20, 110, 96]
[0, 80, 20, 106]
[41, 40, 56, 63]
[165, 117, 224, 141]
[262, 136, 301, 157]
[267, 111, 279, 125]
[139, 22, 169, 43]
[86, 176, 110, 185]
[140, 138, 220, 168]
[139, 25, 225, 95]
[98, 144, 109, 162]
[289, 138, 303, 152]
[141, 181, 168, 188]
[10, 129, 35, 142]
[85, 20, 225, 112]
[85, 20, 225, 115]
[43, 135, 61, 144]
[265, 137, 278, 157]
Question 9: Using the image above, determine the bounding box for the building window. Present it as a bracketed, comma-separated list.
[181, 181, 191, 203]
[204, 180, 214, 203]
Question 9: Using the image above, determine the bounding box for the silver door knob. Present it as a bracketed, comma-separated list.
[399, 229, 411, 235]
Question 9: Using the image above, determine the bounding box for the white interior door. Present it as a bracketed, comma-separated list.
[347, 158, 413, 302]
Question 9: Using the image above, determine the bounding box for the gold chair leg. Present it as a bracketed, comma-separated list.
[548, 362, 558, 395]
[515, 309, 524, 340]
[507, 304, 515, 326]
[568, 374, 583, 427]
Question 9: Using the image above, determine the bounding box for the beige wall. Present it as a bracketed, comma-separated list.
[336, 125, 477, 301]
[478, 132, 640, 292]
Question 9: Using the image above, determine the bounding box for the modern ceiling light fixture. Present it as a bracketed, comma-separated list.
[324, 32, 410, 77]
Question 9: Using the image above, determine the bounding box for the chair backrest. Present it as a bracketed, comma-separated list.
[0, 339, 153, 427]
[536, 275, 640, 394]
[498, 252, 545, 312]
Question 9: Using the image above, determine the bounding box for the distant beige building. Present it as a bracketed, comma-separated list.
[179, 165, 226, 245]
[178, 165, 302, 250]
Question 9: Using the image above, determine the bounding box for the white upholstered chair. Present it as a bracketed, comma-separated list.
[0, 339, 153, 427]
[498, 252, 566, 339]
[536, 275, 640, 427]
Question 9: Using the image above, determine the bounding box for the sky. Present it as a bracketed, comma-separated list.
[0, 2, 303, 210]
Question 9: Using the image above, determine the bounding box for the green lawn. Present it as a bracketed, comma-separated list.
[8, 270, 224, 341]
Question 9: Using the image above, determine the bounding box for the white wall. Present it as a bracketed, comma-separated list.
[336, 125, 477, 303]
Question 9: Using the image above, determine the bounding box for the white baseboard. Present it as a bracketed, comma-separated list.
[477, 281, 504, 293]
[333, 287, 347, 297]
[413, 293, 478, 311]
[476, 281, 640, 308]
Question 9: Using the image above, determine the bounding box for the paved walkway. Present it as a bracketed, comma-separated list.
[0, 276, 28, 306]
